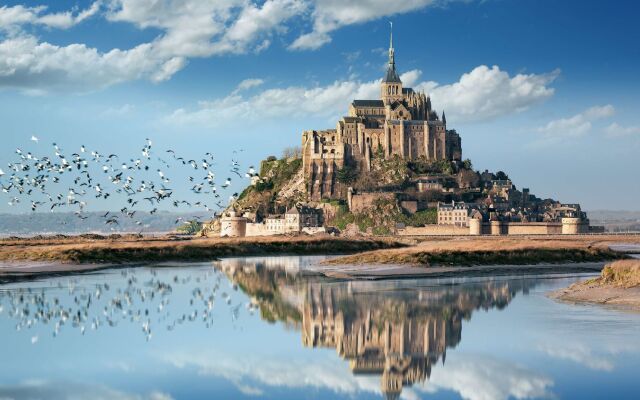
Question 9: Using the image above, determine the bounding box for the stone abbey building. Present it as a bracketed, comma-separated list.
[302, 29, 462, 201]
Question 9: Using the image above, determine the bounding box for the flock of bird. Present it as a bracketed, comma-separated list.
[0, 136, 260, 228]
[0, 267, 259, 343]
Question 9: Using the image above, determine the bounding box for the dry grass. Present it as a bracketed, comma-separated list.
[324, 235, 637, 266]
[0, 234, 404, 264]
[0, 234, 637, 266]
[599, 260, 640, 288]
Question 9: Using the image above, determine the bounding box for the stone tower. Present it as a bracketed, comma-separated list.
[381, 22, 403, 104]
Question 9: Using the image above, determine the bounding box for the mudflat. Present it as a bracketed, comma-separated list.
[0, 234, 403, 269]
[1, 234, 639, 281]
[551, 259, 640, 310]
[324, 235, 640, 266]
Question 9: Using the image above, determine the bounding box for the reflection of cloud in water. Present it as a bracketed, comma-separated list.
[420, 354, 554, 400]
[164, 350, 553, 400]
[0, 380, 172, 400]
[166, 352, 381, 396]
[538, 342, 614, 371]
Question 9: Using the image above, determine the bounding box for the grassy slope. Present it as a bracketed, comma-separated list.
[582, 260, 640, 288]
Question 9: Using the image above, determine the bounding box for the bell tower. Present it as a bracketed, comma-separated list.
[381, 22, 403, 105]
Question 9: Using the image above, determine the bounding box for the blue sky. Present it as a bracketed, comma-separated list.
[1, 0, 639, 213]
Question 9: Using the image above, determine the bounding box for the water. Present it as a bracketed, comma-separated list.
[1, 255, 639, 400]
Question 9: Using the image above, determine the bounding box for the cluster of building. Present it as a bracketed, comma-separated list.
[204, 27, 601, 238]
[436, 199, 603, 235]
[212, 205, 324, 238]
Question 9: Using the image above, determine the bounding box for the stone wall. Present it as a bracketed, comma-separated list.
[470, 221, 573, 235]
[398, 225, 469, 236]
[349, 192, 396, 214]
[506, 222, 562, 235]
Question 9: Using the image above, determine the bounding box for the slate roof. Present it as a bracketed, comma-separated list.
[352, 100, 384, 108]
[383, 65, 402, 83]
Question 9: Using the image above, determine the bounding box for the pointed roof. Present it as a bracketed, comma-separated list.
[383, 22, 401, 84]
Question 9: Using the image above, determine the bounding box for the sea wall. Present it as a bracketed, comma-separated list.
[398, 225, 469, 236]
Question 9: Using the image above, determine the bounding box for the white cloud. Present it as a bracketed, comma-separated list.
[289, 0, 442, 50]
[0, 2, 101, 31]
[0, 35, 171, 92]
[167, 66, 557, 127]
[536, 104, 615, 142]
[415, 65, 560, 122]
[0, 0, 487, 93]
[236, 78, 265, 92]
[604, 122, 640, 138]
[0, 0, 305, 93]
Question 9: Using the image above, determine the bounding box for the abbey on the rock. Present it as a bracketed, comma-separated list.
[302, 26, 462, 201]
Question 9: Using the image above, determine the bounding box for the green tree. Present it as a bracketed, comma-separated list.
[177, 220, 203, 235]
[336, 165, 358, 184]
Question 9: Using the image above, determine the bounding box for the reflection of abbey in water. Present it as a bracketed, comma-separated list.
[216, 257, 535, 399]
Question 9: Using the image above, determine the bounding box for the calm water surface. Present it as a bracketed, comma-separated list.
[1, 256, 639, 400]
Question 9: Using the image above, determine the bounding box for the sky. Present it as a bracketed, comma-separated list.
[0, 0, 639, 213]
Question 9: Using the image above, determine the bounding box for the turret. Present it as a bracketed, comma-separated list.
[442, 111, 446, 127]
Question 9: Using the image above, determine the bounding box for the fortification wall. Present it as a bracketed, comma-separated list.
[246, 223, 273, 237]
[398, 225, 469, 236]
[506, 222, 562, 235]
[350, 192, 396, 214]
[467, 220, 581, 236]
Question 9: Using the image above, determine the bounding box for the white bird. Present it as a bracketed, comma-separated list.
[31, 335, 38, 344]
[0, 168, 4, 176]
[31, 135, 39, 143]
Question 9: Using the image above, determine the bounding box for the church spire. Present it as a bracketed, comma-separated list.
[442, 110, 447, 126]
[383, 22, 401, 83]
[388, 21, 395, 67]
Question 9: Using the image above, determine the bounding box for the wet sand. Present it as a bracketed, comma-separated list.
[550, 284, 640, 310]
[314, 260, 606, 280]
